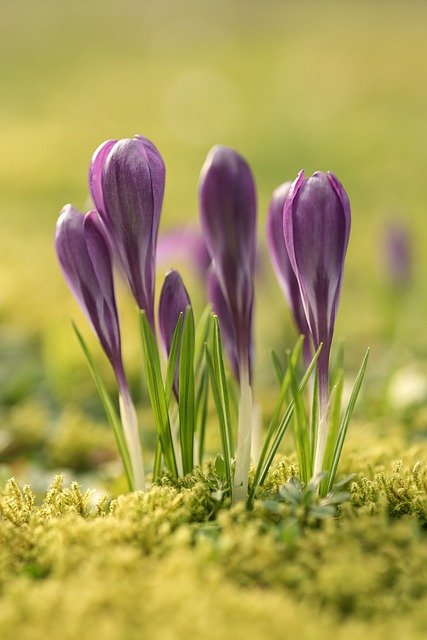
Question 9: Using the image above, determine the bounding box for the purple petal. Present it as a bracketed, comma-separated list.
[88, 139, 117, 216]
[266, 182, 311, 359]
[89, 135, 165, 331]
[158, 269, 191, 358]
[199, 145, 256, 377]
[156, 226, 211, 278]
[383, 220, 412, 288]
[55, 205, 123, 378]
[283, 170, 350, 349]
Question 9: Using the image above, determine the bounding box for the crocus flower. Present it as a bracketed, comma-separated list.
[158, 269, 191, 396]
[55, 205, 145, 489]
[266, 182, 312, 365]
[283, 170, 350, 476]
[199, 145, 256, 382]
[199, 145, 257, 502]
[383, 220, 412, 290]
[88, 135, 165, 331]
[156, 227, 211, 280]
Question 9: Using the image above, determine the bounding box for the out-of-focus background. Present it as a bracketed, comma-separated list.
[1, 0, 426, 489]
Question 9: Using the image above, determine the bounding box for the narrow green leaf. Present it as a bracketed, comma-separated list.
[327, 348, 370, 492]
[310, 372, 319, 462]
[196, 362, 209, 464]
[72, 322, 133, 490]
[251, 336, 304, 490]
[178, 307, 196, 475]
[165, 312, 184, 405]
[205, 316, 234, 497]
[319, 372, 344, 497]
[287, 351, 311, 484]
[153, 439, 162, 481]
[139, 312, 178, 477]
[247, 342, 321, 508]
[195, 305, 212, 374]
[270, 349, 284, 385]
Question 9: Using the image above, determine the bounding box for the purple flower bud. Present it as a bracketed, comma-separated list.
[158, 269, 191, 358]
[266, 182, 312, 365]
[383, 220, 412, 289]
[89, 135, 166, 331]
[55, 205, 145, 489]
[55, 205, 125, 385]
[283, 170, 351, 411]
[199, 145, 256, 381]
[156, 226, 211, 280]
[158, 269, 191, 399]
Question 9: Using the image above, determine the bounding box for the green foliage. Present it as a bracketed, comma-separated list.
[139, 311, 177, 477]
[72, 323, 133, 489]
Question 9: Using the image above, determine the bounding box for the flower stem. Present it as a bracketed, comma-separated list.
[313, 348, 330, 478]
[233, 364, 253, 503]
[118, 384, 145, 491]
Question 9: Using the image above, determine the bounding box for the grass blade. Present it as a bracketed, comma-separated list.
[72, 322, 133, 490]
[247, 342, 321, 508]
[319, 372, 344, 496]
[196, 361, 209, 464]
[270, 349, 285, 385]
[178, 307, 196, 475]
[327, 348, 370, 492]
[287, 350, 311, 484]
[165, 312, 184, 405]
[206, 316, 234, 497]
[139, 311, 178, 477]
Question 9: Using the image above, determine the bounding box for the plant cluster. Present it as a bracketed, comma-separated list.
[55, 135, 368, 504]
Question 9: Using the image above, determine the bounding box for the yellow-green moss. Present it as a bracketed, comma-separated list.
[0, 453, 426, 640]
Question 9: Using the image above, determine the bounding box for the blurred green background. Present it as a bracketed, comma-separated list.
[1, 0, 426, 486]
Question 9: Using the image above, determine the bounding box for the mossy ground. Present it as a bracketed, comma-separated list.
[0, 434, 425, 640]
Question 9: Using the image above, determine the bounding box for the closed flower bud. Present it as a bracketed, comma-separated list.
[266, 182, 311, 364]
[89, 135, 165, 331]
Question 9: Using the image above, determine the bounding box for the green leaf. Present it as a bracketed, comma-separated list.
[164, 312, 184, 405]
[319, 372, 344, 497]
[153, 439, 162, 481]
[178, 307, 196, 475]
[287, 350, 311, 484]
[247, 342, 322, 508]
[206, 316, 234, 497]
[196, 362, 209, 464]
[327, 348, 370, 493]
[72, 322, 133, 491]
[195, 305, 212, 375]
[139, 311, 177, 477]
[270, 349, 285, 385]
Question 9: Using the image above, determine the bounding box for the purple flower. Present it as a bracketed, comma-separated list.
[156, 226, 211, 280]
[89, 135, 165, 331]
[199, 145, 256, 382]
[266, 182, 312, 365]
[55, 205, 126, 384]
[158, 269, 191, 398]
[158, 269, 191, 359]
[199, 145, 256, 502]
[283, 170, 351, 412]
[383, 220, 412, 289]
[55, 204, 145, 489]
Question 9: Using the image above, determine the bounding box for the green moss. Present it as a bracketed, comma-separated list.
[0, 453, 426, 639]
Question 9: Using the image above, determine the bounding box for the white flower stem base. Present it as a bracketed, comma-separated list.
[233, 366, 253, 503]
[119, 390, 145, 491]
[312, 384, 329, 479]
